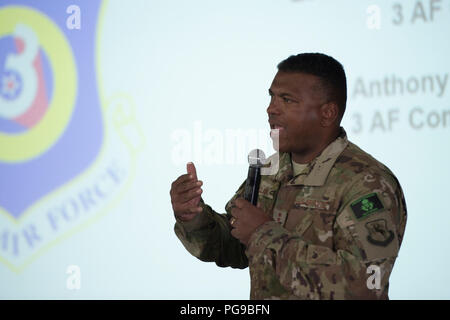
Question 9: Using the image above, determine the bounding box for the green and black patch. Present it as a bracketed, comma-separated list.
[350, 193, 384, 220]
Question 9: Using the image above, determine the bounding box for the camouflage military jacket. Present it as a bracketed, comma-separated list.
[174, 128, 407, 300]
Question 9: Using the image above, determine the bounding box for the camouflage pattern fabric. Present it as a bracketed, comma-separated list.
[174, 128, 407, 300]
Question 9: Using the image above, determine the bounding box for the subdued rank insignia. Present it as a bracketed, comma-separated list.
[273, 209, 287, 226]
[365, 219, 395, 247]
[350, 193, 384, 220]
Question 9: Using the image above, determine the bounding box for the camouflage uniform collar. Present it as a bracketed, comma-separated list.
[273, 128, 349, 186]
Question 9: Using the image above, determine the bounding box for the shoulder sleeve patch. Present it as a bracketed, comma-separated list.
[350, 193, 384, 220]
[337, 192, 401, 261]
[352, 211, 399, 261]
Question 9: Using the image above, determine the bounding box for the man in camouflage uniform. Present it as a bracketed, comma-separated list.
[170, 53, 407, 299]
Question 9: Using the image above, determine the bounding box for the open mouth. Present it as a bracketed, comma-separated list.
[270, 124, 285, 142]
[270, 124, 285, 133]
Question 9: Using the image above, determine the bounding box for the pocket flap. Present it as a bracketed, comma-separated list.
[306, 244, 336, 265]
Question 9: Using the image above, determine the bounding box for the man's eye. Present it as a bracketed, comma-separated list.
[283, 97, 293, 103]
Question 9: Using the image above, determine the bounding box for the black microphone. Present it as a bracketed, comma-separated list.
[243, 149, 266, 206]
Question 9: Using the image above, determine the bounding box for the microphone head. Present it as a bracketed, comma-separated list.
[248, 149, 266, 167]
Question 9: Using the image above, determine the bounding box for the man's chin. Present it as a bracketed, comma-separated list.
[270, 131, 289, 153]
[271, 142, 288, 153]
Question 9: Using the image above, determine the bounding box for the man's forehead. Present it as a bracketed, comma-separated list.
[270, 71, 323, 94]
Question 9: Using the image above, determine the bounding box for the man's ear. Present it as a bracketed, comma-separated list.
[320, 102, 339, 127]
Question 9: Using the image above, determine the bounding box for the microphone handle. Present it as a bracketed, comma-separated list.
[244, 166, 261, 206]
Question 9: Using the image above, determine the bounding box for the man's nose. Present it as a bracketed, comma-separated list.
[267, 98, 281, 115]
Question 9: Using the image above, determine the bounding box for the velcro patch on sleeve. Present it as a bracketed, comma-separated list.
[352, 212, 399, 261]
[350, 193, 384, 220]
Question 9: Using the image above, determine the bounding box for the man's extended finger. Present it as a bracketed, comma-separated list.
[187, 162, 197, 180]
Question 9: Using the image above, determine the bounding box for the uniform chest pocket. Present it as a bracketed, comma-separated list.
[284, 208, 313, 235]
[285, 197, 337, 246]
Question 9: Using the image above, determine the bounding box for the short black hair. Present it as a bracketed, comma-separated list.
[277, 53, 347, 120]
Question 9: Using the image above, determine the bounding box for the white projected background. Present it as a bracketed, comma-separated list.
[2, 0, 450, 299]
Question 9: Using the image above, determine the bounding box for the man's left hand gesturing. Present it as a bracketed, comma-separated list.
[230, 198, 272, 246]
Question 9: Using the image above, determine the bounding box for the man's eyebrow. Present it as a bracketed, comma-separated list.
[268, 88, 299, 99]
